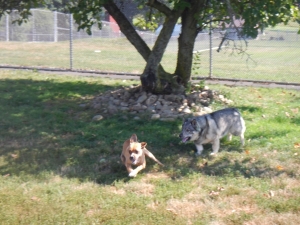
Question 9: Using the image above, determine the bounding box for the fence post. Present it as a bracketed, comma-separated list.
[53, 11, 57, 42]
[69, 13, 73, 70]
[5, 14, 9, 41]
[32, 9, 36, 42]
[209, 14, 213, 78]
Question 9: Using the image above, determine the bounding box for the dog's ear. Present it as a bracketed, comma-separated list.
[191, 119, 201, 132]
[130, 134, 138, 143]
[141, 142, 147, 149]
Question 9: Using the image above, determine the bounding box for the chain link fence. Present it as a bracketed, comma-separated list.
[0, 9, 299, 84]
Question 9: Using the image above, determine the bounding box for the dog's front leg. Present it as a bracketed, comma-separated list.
[195, 143, 204, 156]
[125, 164, 134, 174]
[211, 140, 220, 155]
[128, 164, 146, 177]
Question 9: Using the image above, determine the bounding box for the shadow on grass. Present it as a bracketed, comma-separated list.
[199, 156, 286, 178]
[0, 78, 183, 184]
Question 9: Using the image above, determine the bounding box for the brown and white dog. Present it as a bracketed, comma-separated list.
[121, 134, 164, 177]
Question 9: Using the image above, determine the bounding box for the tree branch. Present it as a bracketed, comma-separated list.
[103, 2, 151, 61]
[146, 0, 172, 16]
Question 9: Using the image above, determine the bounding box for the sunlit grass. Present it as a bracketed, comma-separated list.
[0, 27, 299, 83]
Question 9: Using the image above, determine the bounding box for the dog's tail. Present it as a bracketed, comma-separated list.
[144, 149, 164, 166]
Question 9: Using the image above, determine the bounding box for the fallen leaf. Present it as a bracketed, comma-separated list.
[285, 112, 290, 117]
[11, 154, 18, 159]
[31, 196, 40, 202]
[294, 143, 300, 149]
[291, 108, 299, 114]
[200, 162, 208, 168]
[276, 165, 284, 171]
[269, 190, 275, 198]
[250, 157, 256, 163]
[217, 187, 225, 191]
[209, 191, 220, 196]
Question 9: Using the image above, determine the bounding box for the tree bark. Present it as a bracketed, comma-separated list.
[175, 0, 206, 87]
[140, 10, 183, 94]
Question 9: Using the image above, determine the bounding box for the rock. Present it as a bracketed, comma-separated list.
[89, 85, 232, 120]
[113, 99, 121, 105]
[147, 105, 156, 113]
[182, 108, 192, 114]
[192, 105, 201, 112]
[225, 99, 234, 104]
[200, 91, 208, 98]
[199, 99, 210, 106]
[182, 99, 188, 104]
[164, 94, 179, 102]
[120, 102, 129, 107]
[133, 116, 141, 120]
[131, 103, 142, 111]
[193, 111, 206, 116]
[120, 107, 129, 111]
[151, 114, 160, 120]
[203, 107, 212, 113]
[99, 158, 106, 163]
[155, 101, 163, 110]
[145, 95, 158, 106]
[137, 92, 147, 103]
[92, 115, 103, 121]
[108, 104, 118, 114]
[93, 103, 101, 109]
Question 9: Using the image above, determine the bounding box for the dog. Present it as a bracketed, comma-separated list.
[179, 108, 246, 155]
[121, 134, 164, 177]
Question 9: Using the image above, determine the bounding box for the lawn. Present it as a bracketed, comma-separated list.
[0, 27, 299, 83]
[0, 69, 299, 224]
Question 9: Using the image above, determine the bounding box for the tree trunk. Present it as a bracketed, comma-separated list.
[103, 1, 167, 90]
[140, 11, 183, 94]
[175, 0, 206, 87]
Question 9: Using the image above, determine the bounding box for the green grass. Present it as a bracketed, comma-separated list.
[0, 69, 300, 224]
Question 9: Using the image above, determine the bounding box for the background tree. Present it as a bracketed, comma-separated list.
[0, 0, 69, 23]
[1, 0, 299, 94]
[0, 0, 43, 24]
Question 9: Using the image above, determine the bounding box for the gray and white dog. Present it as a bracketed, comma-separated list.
[179, 108, 246, 155]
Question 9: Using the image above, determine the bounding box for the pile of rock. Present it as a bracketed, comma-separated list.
[90, 85, 233, 121]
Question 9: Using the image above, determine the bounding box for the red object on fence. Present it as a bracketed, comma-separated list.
[109, 15, 120, 33]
